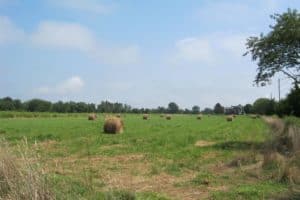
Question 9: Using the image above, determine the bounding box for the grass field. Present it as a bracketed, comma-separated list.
[0, 113, 292, 199]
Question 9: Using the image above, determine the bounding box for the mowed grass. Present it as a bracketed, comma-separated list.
[0, 113, 290, 199]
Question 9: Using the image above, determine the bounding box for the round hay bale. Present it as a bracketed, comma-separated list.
[226, 116, 233, 122]
[88, 114, 97, 121]
[103, 117, 124, 134]
[143, 114, 149, 120]
[166, 115, 172, 120]
[197, 115, 202, 120]
[160, 114, 164, 118]
[251, 115, 257, 119]
[116, 114, 121, 118]
[233, 115, 237, 118]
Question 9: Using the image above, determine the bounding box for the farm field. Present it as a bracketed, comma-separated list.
[0, 113, 291, 199]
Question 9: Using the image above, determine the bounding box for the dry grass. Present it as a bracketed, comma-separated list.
[0, 139, 53, 200]
[262, 117, 300, 185]
[103, 117, 124, 134]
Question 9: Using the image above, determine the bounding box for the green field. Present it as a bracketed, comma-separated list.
[0, 113, 291, 199]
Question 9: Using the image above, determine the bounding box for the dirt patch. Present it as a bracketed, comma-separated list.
[34, 140, 57, 150]
[195, 140, 216, 147]
[100, 144, 127, 150]
[44, 153, 228, 200]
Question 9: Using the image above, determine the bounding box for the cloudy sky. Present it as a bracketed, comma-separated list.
[0, 0, 299, 109]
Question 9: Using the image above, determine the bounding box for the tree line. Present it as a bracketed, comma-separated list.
[0, 97, 200, 114]
[1, 89, 299, 117]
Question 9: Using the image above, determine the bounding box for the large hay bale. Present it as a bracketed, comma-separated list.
[226, 116, 233, 122]
[143, 114, 149, 120]
[88, 114, 97, 121]
[166, 115, 172, 120]
[103, 117, 124, 134]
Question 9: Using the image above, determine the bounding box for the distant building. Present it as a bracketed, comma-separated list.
[224, 105, 245, 115]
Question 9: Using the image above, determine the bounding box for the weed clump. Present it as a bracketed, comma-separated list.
[0, 139, 54, 199]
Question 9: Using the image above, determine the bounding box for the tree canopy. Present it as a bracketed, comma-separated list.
[245, 9, 300, 87]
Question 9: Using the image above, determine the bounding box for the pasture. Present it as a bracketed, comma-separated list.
[0, 113, 291, 199]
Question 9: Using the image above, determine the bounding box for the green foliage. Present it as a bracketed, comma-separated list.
[214, 103, 224, 114]
[252, 98, 276, 115]
[167, 102, 179, 114]
[25, 99, 52, 112]
[243, 104, 253, 114]
[192, 105, 200, 114]
[245, 9, 300, 87]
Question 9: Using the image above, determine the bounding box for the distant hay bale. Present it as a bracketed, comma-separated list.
[143, 114, 149, 120]
[197, 115, 202, 120]
[88, 113, 97, 121]
[103, 117, 124, 134]
[250, 115, 257, 119]
[233, 115, 237, 118]
[226, 116, 233, 122]
[116, 114, 121, 118]
[160, 114, 164, 118]
[166, 115, 172, 120]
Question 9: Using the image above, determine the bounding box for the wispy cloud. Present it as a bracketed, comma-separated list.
[0, 16, 25, 44]
[36, 76, 85, 95]
[0, 17, 141, 65]
[49, 0, 115, 14]
[30, 20, 141, 65]
[31, 21, 96, 52]
[168, 32, 248, 66]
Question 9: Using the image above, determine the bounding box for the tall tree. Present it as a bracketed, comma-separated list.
[245, 9, 300, 88]
[214, 103, 224, 114]
[168, 102, 179, 114]
[192, 105, 200, 114]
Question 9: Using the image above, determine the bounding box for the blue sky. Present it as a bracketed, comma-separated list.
[0, 0, 299, 109]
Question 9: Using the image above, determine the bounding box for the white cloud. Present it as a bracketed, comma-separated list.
[36, 76, 84, 95]
[169, 32, 248, 66]
[31, 21, 96, 52]
[31, 20, 141, 65]
[0, 16, 25, 44]
[50, 0, 115, 14]
[172, 38, 214, 64]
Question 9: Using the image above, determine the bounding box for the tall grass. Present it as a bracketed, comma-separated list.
[0, 139, 54, 200]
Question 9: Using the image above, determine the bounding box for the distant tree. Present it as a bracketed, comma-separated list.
[0, 97, 15, 111]
[52, 101, 66, 113]
[13, 99, 23, 110]
[167, 102, 179, 114]
[192, 105, 200, 114]
[202, 107, 213, 114]
[214, 103, 224, 114]
[245, 9, 300, 88]
[25, 99, 52, 112]
[285, 88, 300, 117]
[243, 104, 253, 114]
[252, 98, 276, 115]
